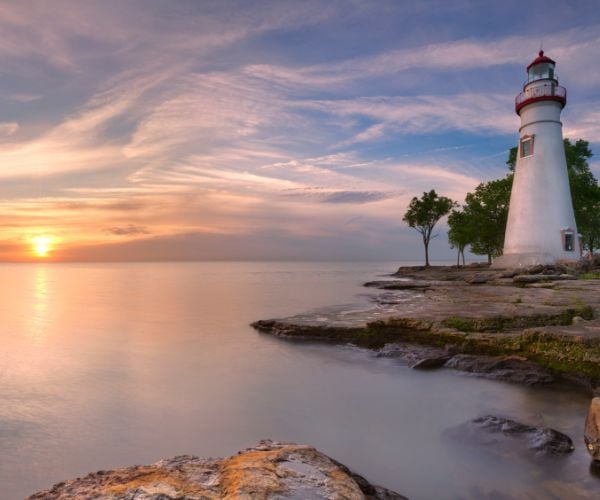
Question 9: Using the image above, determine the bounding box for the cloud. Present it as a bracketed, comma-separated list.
[103, 225, 150, 236]
[123, 71, 299, 161]
[282, 188, 394, 204]
[321, 190, 393, 204]
[296, 94, 517, 141]
[244, 26, 600, 89]
[564, 102, 600, 143]
[0, 122, 19, 136]
[0, 62, 185, 180]
[9, 93, 41, 102]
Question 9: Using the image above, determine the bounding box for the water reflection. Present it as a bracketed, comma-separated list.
[29, 266, 49, 344]
[589, 460, 600, 478]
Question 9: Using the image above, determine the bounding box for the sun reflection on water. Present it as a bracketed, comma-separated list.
[29, 266, 49, 343]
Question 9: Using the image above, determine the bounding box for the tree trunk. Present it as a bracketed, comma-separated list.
[456, 249, 460, 267]
[487, 253, 492, 265]
[461, 250, 466, 266]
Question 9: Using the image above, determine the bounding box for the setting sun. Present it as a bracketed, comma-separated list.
[32, 236, 53, 258]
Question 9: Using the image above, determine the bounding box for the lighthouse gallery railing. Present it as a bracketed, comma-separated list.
[515, 84, 567, 112]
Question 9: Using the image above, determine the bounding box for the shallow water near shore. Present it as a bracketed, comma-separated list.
[1, 261, 598, 499]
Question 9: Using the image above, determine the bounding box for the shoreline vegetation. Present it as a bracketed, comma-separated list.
[252, 261, 600, 390]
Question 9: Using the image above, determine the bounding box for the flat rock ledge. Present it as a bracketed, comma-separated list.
[253, 265, 600, 386]
[28, 440, 406, 500]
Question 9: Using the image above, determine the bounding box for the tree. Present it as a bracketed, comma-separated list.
[564, 141, 600, 254]
[447, 209, 475, 266]
[508, 138, 600, 254]
[403, 190, 455, 267]
[571, 168, 600, 254]
[461, 176, 513, 264]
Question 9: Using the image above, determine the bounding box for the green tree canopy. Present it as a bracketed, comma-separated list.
[447, 209, 476, 266]
[403, 190, 455, 267]
[462, 176, 513, 263]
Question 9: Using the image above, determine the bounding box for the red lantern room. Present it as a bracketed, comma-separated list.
[515, 51, 566, 114]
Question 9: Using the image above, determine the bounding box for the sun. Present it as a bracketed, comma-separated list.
[32, 236, 53, 258]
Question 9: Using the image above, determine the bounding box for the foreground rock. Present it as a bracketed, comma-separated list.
[585, 397, 600, 461]
[29, 440, 406, 499]
[446, 415, 574, 456]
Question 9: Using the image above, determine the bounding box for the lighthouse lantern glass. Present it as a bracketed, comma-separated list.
[528, 62, 555, 83]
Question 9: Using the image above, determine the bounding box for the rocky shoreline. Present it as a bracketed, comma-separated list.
[252, 263, 600, 390]
[28, 440, 406, 499]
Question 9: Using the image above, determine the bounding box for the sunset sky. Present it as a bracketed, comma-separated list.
[0, 0, 599, 262]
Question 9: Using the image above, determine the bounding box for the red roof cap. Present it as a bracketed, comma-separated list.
[527, 50, 556, 71]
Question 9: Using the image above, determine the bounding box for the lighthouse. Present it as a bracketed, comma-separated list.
[494, 51, 580, 268]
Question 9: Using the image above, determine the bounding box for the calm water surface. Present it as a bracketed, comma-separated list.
[0, 262, 597, 499]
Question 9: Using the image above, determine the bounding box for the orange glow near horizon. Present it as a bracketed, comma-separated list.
[31, 236, 54, 258]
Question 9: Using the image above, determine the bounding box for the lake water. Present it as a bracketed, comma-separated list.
[1, 261, 597, 499]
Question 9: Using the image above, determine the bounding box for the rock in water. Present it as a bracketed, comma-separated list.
[28, 440, 407, 499]
[443, 355, 555, 386]
[375, 343, 454, 370]
[585, 397, 600, 461]
[447, 415, 574, 456]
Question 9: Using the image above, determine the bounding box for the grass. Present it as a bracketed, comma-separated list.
[441, 306, 594, 333]
[580, 272, 600, 280]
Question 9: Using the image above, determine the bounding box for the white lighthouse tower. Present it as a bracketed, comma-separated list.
[494, 51, 580, 268]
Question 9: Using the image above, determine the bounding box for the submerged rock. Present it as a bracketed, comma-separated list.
[375, 343, 455, 370]
[363, 280, 431, 290]
[585, 397, 600, 461]
[411, 355, 452, 370]
[28, 440, 407, 499]
[443, 354, 555, 386]
[447, 415, 574, 456]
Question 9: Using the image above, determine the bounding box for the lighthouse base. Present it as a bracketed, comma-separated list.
[492, 252, 579, 269]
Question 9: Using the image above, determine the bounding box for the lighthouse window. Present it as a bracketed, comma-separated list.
[520, 136, 534, 158]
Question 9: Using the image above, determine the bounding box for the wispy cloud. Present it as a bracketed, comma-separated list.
[103, 224, 150, 236]
[9, 93, 41, 102]
[564, 102, 600, 143]
[0, 122, 19, 136]
[244, 26, 600, 89]
[296, 94, 517, 143]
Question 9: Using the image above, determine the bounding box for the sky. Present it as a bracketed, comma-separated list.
[0, 0, 599, 262]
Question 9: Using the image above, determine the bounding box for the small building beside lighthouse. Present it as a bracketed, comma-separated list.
[494, 51, 580, 268]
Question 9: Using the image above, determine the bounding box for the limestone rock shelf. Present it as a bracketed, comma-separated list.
[253, 266, 600, 385]
[28, 440, 406, 499]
